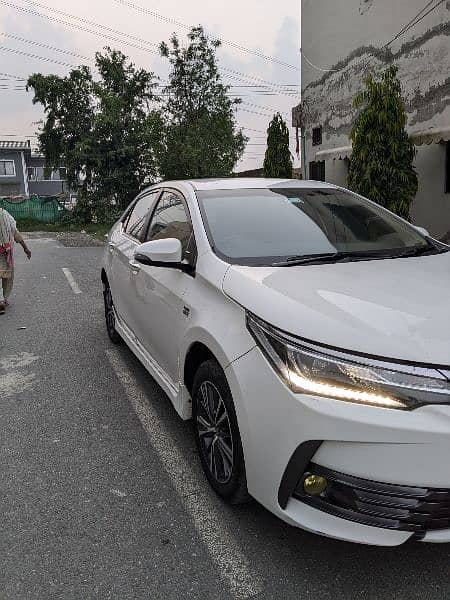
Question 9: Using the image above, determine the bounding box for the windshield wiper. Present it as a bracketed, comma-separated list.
[272, 250, 407, 267]
[272, 243, 449, 267]
[272, 252, 347, 266]
[396, 243, 449, 258]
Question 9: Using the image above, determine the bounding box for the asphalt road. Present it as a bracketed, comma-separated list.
[1, 232, 449, 600]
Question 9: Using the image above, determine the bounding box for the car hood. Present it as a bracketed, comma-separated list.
[222, 253, 450, 365]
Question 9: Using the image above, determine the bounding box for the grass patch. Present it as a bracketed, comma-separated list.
[17, 219, 110, 240]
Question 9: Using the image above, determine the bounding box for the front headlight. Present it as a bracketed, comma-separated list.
[246, 313, 450, 411]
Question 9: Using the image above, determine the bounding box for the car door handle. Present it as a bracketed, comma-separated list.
[128, 260, 141, 274]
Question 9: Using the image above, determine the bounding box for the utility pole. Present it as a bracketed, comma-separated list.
[292, 102, 307, 179]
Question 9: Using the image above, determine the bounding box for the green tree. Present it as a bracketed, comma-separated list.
[263, 113, 292, 178]
[27, 48, 162, 222]
[348, 66, 418, 219]
[158, 26, 246, 179]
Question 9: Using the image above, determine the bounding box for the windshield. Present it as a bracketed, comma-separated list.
[197, 187, 434, 266]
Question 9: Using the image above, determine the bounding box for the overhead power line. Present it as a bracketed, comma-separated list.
[0, 71, 26, 80]
[0, 45, 77, 68]
[227, 84, 300, 88]
[0, 43, 289, 114]
[300, 51, 340, 73]
[386, 0, 435, 45]
[113, 0, 300, 71]
[385, 0, 446, 47]
[16, 0, 160, 50]
[0, 36, 296, 101]
[238, 107, 274, 119]
[243, 127, 267, 133]
[241, 100, 289, 116]
[11, 0, 298, 96]
[0, 31, 90, 61]
[302, 0, 446, 77]
[0, 1, 161, 57]
[0, 50, 285, 117]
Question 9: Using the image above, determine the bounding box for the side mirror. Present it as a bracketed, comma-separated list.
[413, 225, 430, 237]
[134, 238, 192, 273]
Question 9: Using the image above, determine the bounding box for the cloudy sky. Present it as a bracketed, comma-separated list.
[0, 0, 300, 170]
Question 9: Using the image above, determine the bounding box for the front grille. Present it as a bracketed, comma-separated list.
[294, 464, 450, 535]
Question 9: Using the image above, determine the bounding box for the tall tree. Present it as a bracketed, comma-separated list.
[27, 66, 94, 198]
[348, 66, 418, 219]
[27, 48, 162, 222]
[263, 113, 293, 178]
[158, 26, 246, 179]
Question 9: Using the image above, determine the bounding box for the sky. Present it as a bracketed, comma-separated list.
[0, 0, 301, 170]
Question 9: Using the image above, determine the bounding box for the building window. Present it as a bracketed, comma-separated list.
[446, 142, 450, 194]
[0, 160, 15, 176]
[312, 126, 322, 146]
[27, 167, 44, 181]
[309, 160, 325, 182]
[27, 166, 66, 181]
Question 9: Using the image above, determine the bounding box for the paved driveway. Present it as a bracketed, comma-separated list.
[1, 233, 448, 599]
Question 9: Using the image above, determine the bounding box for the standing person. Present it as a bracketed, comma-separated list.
[0, 207, 31, 314]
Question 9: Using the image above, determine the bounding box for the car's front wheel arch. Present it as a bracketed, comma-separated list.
[184, 341, 218, 397]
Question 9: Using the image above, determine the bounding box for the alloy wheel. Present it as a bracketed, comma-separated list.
[196, 380, 234, 484]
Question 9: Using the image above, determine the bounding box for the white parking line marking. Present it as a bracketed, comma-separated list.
[62, 268, 82, 294]
[106, 349, 264, 599]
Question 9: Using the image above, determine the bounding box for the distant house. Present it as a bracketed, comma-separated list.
[234, 167, 302, 178]
[0, 140, 68, 198]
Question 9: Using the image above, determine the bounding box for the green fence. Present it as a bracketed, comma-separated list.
[0, 196, 68, 223]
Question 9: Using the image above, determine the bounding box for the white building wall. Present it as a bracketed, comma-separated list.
[412, 144, 449, 237]
[300, 0, 450, 238]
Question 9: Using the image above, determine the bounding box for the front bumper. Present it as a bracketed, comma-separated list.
[225, 347, 450, 546]
[295, 463, 450, 537]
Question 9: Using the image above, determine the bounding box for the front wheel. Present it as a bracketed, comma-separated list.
[103, 280, 122, 344]
[192, 359, 250, 504]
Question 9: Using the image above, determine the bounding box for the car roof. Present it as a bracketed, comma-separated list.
[144, 178, 338, 192]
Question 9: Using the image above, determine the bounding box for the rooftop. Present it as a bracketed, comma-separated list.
[0, 140, 31, 151]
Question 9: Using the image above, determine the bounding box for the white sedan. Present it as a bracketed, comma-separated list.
[102, 178, 450, 546]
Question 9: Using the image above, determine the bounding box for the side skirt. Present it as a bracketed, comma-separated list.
[114, 312, 191, 420]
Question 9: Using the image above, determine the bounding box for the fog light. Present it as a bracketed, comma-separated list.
[303, 474, 328, 496]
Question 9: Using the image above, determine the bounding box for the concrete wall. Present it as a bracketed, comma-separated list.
[29, 180, 65, 196]
[301, 0, 450, 237]
[412, 143, 450, 238]
[323, 158, 349, 187]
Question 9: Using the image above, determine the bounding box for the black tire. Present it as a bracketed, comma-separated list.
[192, 359, 250, 505]
[103, 279, 122, 344]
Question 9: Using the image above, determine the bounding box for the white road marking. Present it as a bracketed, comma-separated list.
[62, 268, 82, 294]
[110, 488, 127, 498]
[0, 352, 39, 370]
[0, 372, 36, 398]
[106, 349, 264, 599]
